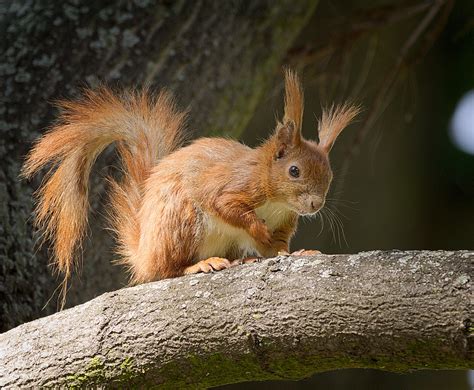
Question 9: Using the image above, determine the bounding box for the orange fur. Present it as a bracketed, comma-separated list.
[23, 70, 359, 304]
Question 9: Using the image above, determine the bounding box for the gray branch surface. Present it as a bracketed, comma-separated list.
[0, 250, 472, 388]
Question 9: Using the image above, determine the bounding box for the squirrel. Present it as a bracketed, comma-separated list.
[23, 69, 359, 304]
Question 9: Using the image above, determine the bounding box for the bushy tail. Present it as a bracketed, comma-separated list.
[22, 86, 186, 305]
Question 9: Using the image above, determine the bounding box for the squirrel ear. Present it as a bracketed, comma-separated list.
[274, 120, 298, 159]
[317, 103, 361, 153]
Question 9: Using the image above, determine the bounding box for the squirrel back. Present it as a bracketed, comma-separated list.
[22, 87, 186, 305]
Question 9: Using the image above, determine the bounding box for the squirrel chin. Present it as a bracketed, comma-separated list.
[288, 206, 322, 217]
[300, 210, 322, 217]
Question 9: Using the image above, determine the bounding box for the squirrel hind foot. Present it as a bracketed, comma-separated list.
[184, 257, 231, 275]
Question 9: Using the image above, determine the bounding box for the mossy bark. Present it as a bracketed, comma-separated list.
[0, 0, 317, 331]
[0, 251, 472, 388]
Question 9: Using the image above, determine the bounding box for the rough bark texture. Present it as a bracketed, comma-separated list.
[0, 0, 317, 331]
[0, 250, 472, 388]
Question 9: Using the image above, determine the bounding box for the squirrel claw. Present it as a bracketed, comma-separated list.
[230, 256, 261, 267]
[184, 257, 231, 275]
[277, 250, 290, 256]
[291, 249, 321, 256]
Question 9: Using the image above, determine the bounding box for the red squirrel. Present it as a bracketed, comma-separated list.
[23, 69, 359, 300]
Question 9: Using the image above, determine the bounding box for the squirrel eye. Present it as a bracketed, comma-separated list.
[289, 165, 300, 178]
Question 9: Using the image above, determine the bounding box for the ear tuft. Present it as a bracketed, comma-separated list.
[283, 68, 304, 135]
[318, 103, 361, 153]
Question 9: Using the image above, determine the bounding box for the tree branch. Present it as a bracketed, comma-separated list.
[0, 250, 472, 388]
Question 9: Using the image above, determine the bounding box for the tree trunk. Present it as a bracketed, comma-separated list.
[0, 0, 317, 331]
[0, 250, 471, 388]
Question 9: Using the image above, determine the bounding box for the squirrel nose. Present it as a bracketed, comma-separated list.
[310, 197, 324, 211]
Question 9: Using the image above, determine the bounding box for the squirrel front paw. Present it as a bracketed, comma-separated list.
[249, 220, 272, 247]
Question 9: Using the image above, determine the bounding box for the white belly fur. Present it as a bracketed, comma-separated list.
[196, 201, 292, 260]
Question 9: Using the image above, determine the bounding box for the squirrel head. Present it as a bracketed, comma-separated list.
[262, 69, 360, 216]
